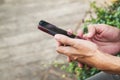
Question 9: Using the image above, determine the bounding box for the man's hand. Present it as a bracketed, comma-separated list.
[54, 34, 98, 59]
[77, 24, 120, 55]
[54, 34, 120, 74]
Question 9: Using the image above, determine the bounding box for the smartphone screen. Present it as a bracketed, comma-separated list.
[38, 20, 76, 38]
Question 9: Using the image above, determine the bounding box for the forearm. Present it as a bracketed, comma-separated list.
[102, 53, 120, 74]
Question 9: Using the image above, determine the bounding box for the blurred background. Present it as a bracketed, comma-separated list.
[0, 0, 109, 80]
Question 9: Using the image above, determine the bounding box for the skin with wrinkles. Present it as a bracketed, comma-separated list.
[54, 24, 120, 74]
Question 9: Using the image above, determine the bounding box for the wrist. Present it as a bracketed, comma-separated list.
[85, 50, 119, 71]
[95, 52, 120, 74]
[78, 50, 120, 74]
[109, 56, 120, 74]
[94, 52, 120, 74]
[77, 50, 112, 70]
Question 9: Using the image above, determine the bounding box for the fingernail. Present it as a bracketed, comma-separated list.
[54, 34, 61, 40]
[78, 63, 83, 68]
[67, 32, 72, 35]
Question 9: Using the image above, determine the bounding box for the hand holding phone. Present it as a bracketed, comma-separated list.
[38, 20, 76, 38]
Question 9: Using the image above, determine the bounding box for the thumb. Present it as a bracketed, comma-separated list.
[83, 25, 96, 39]
[54, 34, 75, 46]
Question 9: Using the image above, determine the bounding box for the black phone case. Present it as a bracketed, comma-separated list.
[38, 20, 76, 38]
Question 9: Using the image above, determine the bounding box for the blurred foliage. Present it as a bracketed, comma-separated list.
[86, 0, 120, 28]
[61, 62, 100, 80]
[61, 0, 120, 80]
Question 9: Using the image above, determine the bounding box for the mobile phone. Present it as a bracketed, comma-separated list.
[38, 20, 76, 38]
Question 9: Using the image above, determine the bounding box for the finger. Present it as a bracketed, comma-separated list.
[78, 62, 83, 68]
[56, 41, 62, 46]
[87, 24, 96, 38]
[83, 24, 96, 39]
[67, 56, 72, 62]
[54, 34, 75, 46]
[67, 29, 73, 35]
[56, 46, 78, 56]
[77, 28, 84, 38]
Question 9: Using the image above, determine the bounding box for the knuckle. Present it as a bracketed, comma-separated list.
[56, 47, 67, 54]
[56, 49, 62, 54]
[64, 38, 68, 43]
[56, 47, 60, 51]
